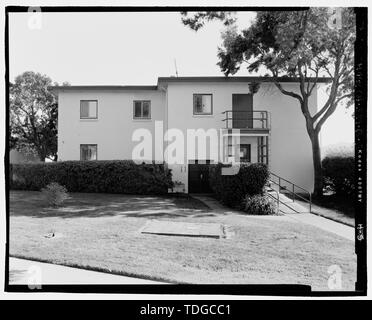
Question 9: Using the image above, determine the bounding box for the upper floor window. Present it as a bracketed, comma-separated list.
[193, 94, 213, 115]
[133, 100, 151, 119]
[80, 100, 98, 119]
[80, 144, 97, 161]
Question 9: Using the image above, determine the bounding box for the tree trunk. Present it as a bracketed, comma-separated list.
[309, 131, 323, 197]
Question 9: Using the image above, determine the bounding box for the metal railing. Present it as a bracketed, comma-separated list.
[221, 110, 269, 129]
[269, 172, 312, 213]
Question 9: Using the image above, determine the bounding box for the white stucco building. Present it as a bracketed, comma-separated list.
[52, 76, 329, 193]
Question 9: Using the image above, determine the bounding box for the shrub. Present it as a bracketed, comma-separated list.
[322, 156, 355, 196]
[209, 163, 269, 208]
[242, 194, 277, 215]
[41, 182, 69, 207]
[10, 160, 173, 195]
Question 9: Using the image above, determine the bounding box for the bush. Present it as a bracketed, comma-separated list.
[209, 163, 269, 208]
[41, 182, 69, 207]
[242, 194, 277, 215]
[322, 156, 355, 196]
[10, 160, 173, 195]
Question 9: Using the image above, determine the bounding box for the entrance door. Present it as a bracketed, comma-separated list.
[232, 94, 253, 128]
[188, 161, 212, 193]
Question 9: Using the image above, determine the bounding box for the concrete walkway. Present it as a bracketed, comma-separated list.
[192, 195, 354, 241]
[9, 257, 165, 285]
[286, 213, 354, 241]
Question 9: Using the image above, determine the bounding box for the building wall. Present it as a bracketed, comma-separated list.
[58, 89, 166, 162]
[58, 81, 318, 192]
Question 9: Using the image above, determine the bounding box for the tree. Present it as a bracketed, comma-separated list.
[9, 72, 67, 161]
[181, 8, 355, 196]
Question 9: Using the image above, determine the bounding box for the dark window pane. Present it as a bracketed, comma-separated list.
[81, 145, 97, 161]
[240, 145, 251, 162]
[194, 94, 212, 114]
[134, 101, 142, 118]
[142, 102, 150, 118]
[81, 145, 87, 160]
[88, 145, 97, 160]
[195, 95, 203, 113]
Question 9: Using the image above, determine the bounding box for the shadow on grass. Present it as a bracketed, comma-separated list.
[9, 191, 222, 219]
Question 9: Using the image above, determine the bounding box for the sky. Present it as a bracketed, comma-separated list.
[9, 11, 354, 147]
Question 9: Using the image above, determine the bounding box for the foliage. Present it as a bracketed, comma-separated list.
[182, 8, 356, 196]
[322, 156, 355, 196]
[209, 163, 269, 208]
[242, 194, 277, 215]
[181, 11, 236, 31]
[10, 161, 173, 195]
[9, 72, 69, 161]
[41, 182, 69, 207]
[323, 143, 354, 157]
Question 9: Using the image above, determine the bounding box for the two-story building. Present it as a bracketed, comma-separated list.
[52, 76, 329, 193]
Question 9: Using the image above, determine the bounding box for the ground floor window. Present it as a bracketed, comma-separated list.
[80, 144, 97, 161]
[239, 144, 251, 162]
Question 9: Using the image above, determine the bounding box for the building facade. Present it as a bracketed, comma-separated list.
[53, 76, 328, 193]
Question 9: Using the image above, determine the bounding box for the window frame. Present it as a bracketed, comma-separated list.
[80, 100, 98, 119]
[80, 144, 98, 161]
[193, 94, 213, 115]
[133, 100, 151, 119]
[239, 144, 251, 163]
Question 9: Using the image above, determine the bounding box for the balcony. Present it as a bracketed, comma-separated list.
[221, 110, 270, 133]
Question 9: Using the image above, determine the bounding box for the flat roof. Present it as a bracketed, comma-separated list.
[157, 76, 332, 83]
[49, 76, 332, 91]
[49, 85, 158, 91]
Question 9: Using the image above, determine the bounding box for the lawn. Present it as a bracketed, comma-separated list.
[9, 191, 357, 290]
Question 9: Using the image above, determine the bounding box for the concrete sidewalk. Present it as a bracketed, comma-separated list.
[192, 195, 354, 241]
[9, 257, 165, 285]
[286, 213, 354, 241]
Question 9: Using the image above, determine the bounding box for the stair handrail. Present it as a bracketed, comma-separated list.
[265, 186, 280, 214]
[269, 172, 312, 212]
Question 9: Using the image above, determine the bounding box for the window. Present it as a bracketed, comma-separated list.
[80, 100, 98, 119]
[133, 100, 151, 119]
[239, 144, 251, 162]
[80, 144, 97, 161]
[193, 94, 213, 115]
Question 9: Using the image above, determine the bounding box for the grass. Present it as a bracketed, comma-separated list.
[9, 190, 357, 290]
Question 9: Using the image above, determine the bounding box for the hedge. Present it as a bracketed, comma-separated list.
[209, 163, 269, 208]
[242, 194, 277, 215]
[10, 160, 173, 195]
[322, 156, 355, 196]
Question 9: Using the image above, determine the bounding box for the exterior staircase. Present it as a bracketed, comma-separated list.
[266, 172, 312, 214]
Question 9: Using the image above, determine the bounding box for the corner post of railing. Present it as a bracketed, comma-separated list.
[276, 191, 279, 214]
[292, 184, 295, 202]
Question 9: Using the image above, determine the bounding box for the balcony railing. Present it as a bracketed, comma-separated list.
[221, 110, 270, 130]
